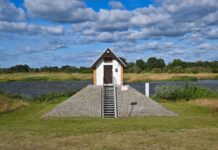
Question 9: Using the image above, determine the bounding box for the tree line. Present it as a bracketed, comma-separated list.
[126, 57, 218, 73]
[0, 65, 92, 74]
[0, 57, 218, 74]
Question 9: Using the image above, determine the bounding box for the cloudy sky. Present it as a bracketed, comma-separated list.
[0, 0, 218, 67]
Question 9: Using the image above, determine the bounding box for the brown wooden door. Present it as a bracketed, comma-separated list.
[104, 65, 113, 84]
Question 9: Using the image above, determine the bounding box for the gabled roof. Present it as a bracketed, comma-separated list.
[91, 48, 127, 69]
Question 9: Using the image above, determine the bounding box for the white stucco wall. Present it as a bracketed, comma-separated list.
[96, 59, 122, 85]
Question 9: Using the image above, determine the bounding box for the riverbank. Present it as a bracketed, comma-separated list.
[0, 72, 217, 82]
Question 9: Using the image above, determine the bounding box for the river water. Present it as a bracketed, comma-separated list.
[0, 80, 217, 98]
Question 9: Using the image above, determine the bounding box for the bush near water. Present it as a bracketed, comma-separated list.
[154, 84, 218, 101]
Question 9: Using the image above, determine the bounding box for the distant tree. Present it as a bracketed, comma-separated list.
[125, 62, 135, 73]
[40, 66, 59, 72]
[9, 65, 30, 72]
[119, 57, 128, 66]
[127, 62, 135, 68]
[147, 57, 158, 70]
[79, 67, 92, 74]
[156, 58, 166, 68]
[128, 65, 142, 73]
[61, 65, 78, 73]
[168, 59, 186, 68]
[136, 59, 146, 70]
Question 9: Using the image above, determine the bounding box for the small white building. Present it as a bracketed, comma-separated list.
[91, 48, 127, 86]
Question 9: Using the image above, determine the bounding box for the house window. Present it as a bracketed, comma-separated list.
[104, 57, 113, 62]
[115, 68, 118, 72]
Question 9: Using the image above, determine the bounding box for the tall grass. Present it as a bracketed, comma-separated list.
[154, 84, 218, 101]
[30, 91, 77, 103]
[0, 90, 77, 104]
[0, 92, 26, 114]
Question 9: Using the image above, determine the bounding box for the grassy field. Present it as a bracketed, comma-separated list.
[0, 94, 218, 150]
[0, 72, 218, 82]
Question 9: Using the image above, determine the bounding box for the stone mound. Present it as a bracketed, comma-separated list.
[44, 85, 177, 117]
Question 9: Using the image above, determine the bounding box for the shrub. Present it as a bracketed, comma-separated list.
[152, 68, 163, 73]
[171, 76, 197, 81]
[154, 85, 182, 101]
[21, 77, 49, 81]
[212, 68, 218, 73]
[154, 84, 218, 101]
[30, 91, 77, 103]
[171, 66, 185, 73]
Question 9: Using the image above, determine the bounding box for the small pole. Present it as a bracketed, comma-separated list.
[145, 83, 149, 97]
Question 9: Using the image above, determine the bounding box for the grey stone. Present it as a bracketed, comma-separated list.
[116, 86, 177, 117]
[43, 85, 102, 117]
[44, 85, 177, 118]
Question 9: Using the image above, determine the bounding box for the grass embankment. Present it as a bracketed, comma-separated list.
[0, 93, 26, 114]
[153, 85, 218, 113]
[124, 73, 218, 82]
[0, 91, 218, 149]
[0, 72, 92, 82]
[0, 72, 218, 82]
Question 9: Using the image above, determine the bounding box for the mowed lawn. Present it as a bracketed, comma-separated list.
[0, 72, 218, 82]
[0, 96, 218, 150]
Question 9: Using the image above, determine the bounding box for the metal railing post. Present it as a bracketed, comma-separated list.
[145, 83, 150, 97]
[113, 77, 118, 118]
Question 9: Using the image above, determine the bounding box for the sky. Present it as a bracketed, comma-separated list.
[0, 0, 218, 68]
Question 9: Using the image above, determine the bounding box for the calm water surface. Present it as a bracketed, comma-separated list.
[0, 80, 217, 98]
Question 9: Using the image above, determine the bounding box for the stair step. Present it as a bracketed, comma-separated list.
[104, 108, 114, 111]
[104, 113, 115, 115]
[103, 85, 117, 118]
[104, 116, 115, 118]
[104, 99, 114, 101]
[104, 110, 115, 111]
[104, 109, 115, 111]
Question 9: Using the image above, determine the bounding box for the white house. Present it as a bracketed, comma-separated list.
[91, 48, 127, 86]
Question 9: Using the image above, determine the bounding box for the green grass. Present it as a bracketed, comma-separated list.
[1, 72, 218, 83]
[154, 84, 218, 101]
[0, 93, 218, 149]
[170, 76, 198, 81]
[0, 72, 92, 82]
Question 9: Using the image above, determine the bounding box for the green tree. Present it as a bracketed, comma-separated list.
[168, 59, 187, 68]
[9, 65, 30, 72]
[147, 57, 158, 70]
[136, 59, 146, 70]
[156, 58, 166, 68]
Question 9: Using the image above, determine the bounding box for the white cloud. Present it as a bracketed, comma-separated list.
[20, 41, 68, 54]
[0, 0, 25, 21]
[0, 21, 64, 35]
[24, 0, 97, 23]
[205, 28, 218, 39]
[198, 43, 218, 50]
[108, 1, 125, 9]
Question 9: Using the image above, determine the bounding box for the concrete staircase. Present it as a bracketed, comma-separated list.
[103, 86, 117, 118]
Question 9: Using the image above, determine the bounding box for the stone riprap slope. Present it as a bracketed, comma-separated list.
[44, 85, 177, 118]
[44, 85, 102, 117]
[117, 86, 177, 117]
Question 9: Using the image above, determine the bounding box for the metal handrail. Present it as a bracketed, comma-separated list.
[113, 77, 118, 118]
[101, 87, 104, 118]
